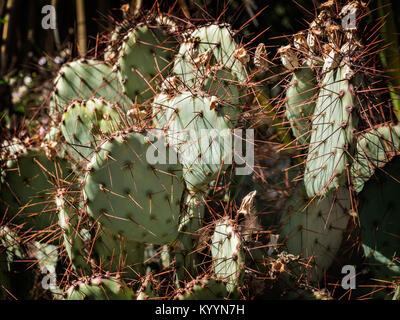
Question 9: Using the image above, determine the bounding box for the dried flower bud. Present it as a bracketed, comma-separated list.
[322, 48, 340, 73]
[234, 47, 250, 64]
[307, 31, 317, 53]
[193, 48, 213, 67]
[209, 96, 219, 110]
[127, 107, 147, 121]
[278, 45, 299, 71]
[319, 0, 335, 9]
[254, 43, 269, 72]
[293, 32, 308, 51]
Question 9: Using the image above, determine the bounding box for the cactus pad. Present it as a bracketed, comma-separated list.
[351, 125, 400, 193]
[53, 59, 132, 113]
[117, 25, 176, 104]
[153, 91, 238, 191]
[285, 61, 317, 145]
[280, 183, 350, 282]
[211, 216, 245, 292]
[304, 66, 357, 198]
[65, 274, 135, 300]
[174, 276, 229, 300]
[359, 156, 400, 280]
[83, 129, 184, 245]
[0, 148, 73, 232]
[61, 98, 125, 162]
[174, 24, 248, 86]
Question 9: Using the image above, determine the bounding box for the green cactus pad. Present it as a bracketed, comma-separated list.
[83, 129, 184, 245]
[280, 183, 350, 282]
[117, 24, 176, 104]
[65, 274, 135, 300]
[173, 24, 248, 86]
[351, 125, 400, 193]
[359, 156, 400, 280]
[174, 276, 229, 300]
[104, 21, 132, 62]
[56, 190, 91, 274]
[285, 61, 317, 145]
[92, 227, 145, 279]
[57, 188, 145, 277]
[211, 217, 245, 292]
[175, 193, 205, 285]
[0, 148, 73, 232]
[304, 66, 357, 198]
[153, 91, 238, 191]
[61, 98, 126, 162]
[53, 59, 132, 113]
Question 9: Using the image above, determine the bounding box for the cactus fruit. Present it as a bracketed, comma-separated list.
[358, 156, 400, 280]
[117, 24, 176, 104]
[211, 216, 245, 292]
[174, 276, 229, 300]
[0, 148, 72, 233]
[83, 129, 184, 245]
[279, 183, 350, 282]
[61, 98, 126, 162]
[65, 274, 135, 300]
[303, 66, 357, 198]
[52, 59, 132, 114]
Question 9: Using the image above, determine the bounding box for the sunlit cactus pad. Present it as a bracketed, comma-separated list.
[83, 129, 184, 245]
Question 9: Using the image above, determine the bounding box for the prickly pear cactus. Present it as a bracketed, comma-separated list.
[91, 226, 145, 279]
[61, 98, 126, 163]
[358, 156, 400, 280]
[351, 125, 400, 193]
[3, 0, 400, 301]
[280, 183, 350, 282]
[174, 276, 229, 300]
[0, 234, 11, 299]
[174, 23, 248, 87]
[0, 147, 72, 233]
[56, 189, 91, 274]
[175, 192, 205, 285]
[65, 274, 135, 300]
[303, 66, 357, 198]
[153, 91, 239, 191]
[83, 129, 184, 245]
[52, 59, 132, 114]
[117, 24, 176, 104]
[211, 216, 245, 292]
